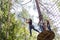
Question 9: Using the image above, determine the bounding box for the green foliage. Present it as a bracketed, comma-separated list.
[0, 0, 22, 40]
[0, 0, 37, 40]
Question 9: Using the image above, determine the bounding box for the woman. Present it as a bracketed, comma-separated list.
[26, 18, 40, 36]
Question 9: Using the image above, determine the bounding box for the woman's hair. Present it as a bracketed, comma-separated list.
[46, 20, 50, 24]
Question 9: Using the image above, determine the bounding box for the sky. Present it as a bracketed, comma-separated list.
[11, 0, 60, 35]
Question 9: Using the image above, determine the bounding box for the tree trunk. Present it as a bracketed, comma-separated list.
[6, 0, 12, 39]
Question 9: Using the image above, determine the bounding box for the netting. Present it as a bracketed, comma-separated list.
[11, 0, 60, 40]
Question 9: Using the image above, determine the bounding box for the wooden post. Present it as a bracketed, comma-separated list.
[35, 0, 43, 21]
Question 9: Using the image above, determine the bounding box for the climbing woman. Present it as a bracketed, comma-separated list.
[26, 18, 40, 36]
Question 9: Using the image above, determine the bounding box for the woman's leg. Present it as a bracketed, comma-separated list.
[29, 25, 32, 36]
[32, 25, 40, 33]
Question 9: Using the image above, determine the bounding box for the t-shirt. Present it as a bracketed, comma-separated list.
[29, 19, 32, 25]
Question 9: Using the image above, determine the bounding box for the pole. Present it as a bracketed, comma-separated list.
[35, 0, 43, 21]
